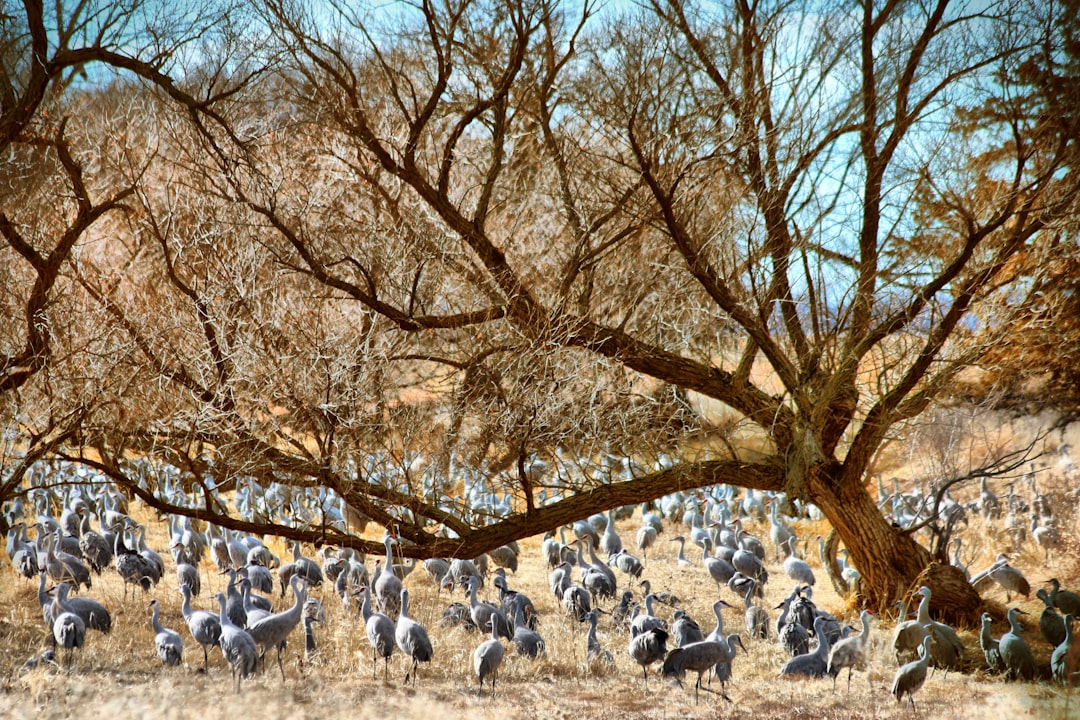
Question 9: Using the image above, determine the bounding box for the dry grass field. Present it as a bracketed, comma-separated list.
[2, 417, 1079, 720]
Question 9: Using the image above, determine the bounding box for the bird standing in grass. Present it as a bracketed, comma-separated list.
[358, 586, 395, 680]
[215, 592, 258, 692]
[892, 636, 933, 712]
[827, 610, 872, 690]
[149, 599, 183, 667]
[628, 626, 668, 688]
[179, 584, 221, 670]
[52, 608, 86, 668]
[998, 607, 1036, 681]
[396, 588, 433, 685]
[473, 617, 505, 697]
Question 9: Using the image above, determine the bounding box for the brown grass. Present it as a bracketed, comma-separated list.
[2, 417, 1079, 719]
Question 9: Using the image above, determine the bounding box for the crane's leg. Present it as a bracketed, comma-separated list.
[372, 650, 377, 680]
[847, 668, 853, 691]
[277, 645, 285, 681]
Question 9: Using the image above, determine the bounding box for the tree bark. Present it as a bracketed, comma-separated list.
[808, 468, 932, 611]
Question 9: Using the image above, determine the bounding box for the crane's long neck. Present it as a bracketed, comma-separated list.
[1008, 611, 1024, 634]
[151, 605, 166, 634]
[384, 538, 394, 566]
[360, 591, 373, 622]
[916, 592, 931, 624]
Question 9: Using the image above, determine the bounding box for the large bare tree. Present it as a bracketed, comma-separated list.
[4, 0, 1078, 610]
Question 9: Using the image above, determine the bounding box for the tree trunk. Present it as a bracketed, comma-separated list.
[808, 469, 932, 611]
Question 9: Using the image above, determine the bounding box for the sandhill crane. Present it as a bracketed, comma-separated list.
[149, 599, 183, 667]
[827, 610, 872, 689]
[396, 588, 433, 685]
[77, 511, 112, 574]
[608, 549, 643, 586]
[179, 584, 222, 670]
[1037, 587, 1067, 647]
[115, 526, 154, 598]
[783, 537, 815, 587]
[743, 581, 768, 640]
[52, 608, 86, 668]
[176, 560, 201, 598]
[48, 580, 111, 634]
[493, 572, 538, 630]
[358, 586, 395, 680]
[988, 553, 1031, 601]
[1049, 578, 1080, 617]
[510, 594, 544, 658]
[672, 609, 704, 648]
[222, 568, 248, 629]
[375, 537, 403, 616]
[999, 607, 1036, 681]
[980, 612, 1004, 673]
[585, 610, 614, 669]
[42, 529, 92, 591]
[892, 586, 964, 674]
[701, 544, 736, 596]
[892, 636, 933, 711]
[473, 617, 505, 697]
[214, 592, 258, 691]
[1051, 614, 1079, 686]
[780, 616, 831, 678]
[636, 525, 657, 560]
[239, 579, 271, 625]
[662, 639, 736, 702]
[600, 509, 623, 557]
[671, 535, 693, 567]
[638, 579, 680, 607]
[630, 594, 666, 636]
[611, 590, 635, 629]
[466, 575, 512, 640]
[628, 626, 668, 688]
[776, 587, 811, 657]
[246, 574, 308, 680]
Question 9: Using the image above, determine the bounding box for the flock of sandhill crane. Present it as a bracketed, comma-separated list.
[5, 446, 1080, 711]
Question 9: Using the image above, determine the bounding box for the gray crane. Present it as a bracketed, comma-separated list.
[473, 617, 505, 697]
[1049, 578, 1080, 617]
[827, 609, 872, 690]
[639, 579, 680, 607]
[467, 575, 512, 640]
[630, 594, 666, 636]
[611, 590, 635, 629]
[701, 543, 736, 595]
[510, 594, 545, 659]
[892, 585, 964, 674]
[783, 536, 815, 587]
[776, 587, 810, 657]
[608, 549, 643, 585]
[628, 626, 668, 688]
[998, 607, 1036, 681]
[179, 584, 222, 670]
[114, 526, 154, 598]
[585, 610, 614, 669]
[374, 537, 403, 616]
[563, 582, 592, 623]
[358, 585, 396, 680]
[1037, 587, 1067, 647]
[600, 509, 623, 557]
[42, 529, 92, 591]
[214, 592, 258, 691]
[1051, 614, 1078, 686]
[240, 579, 271, 625]
[988, 553, 1030, 601]
[246, 574, 308, 680]
[743, 581, 768, 640]
[636, 525, 657, 560]
[779, 616, 831, 678]
[892, 636, 933, 712]
[149, 599, 183, 667]
[396, 588, 433, 685]
[48, 580, 111, 634]
[222, 568, 248, 629]
[248, 569, 308, 677]
[980, 612, 1003, 673]
[662, 639, 737, 703]
[52, 607, 86, 668]
[672, 609, 704, 648]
